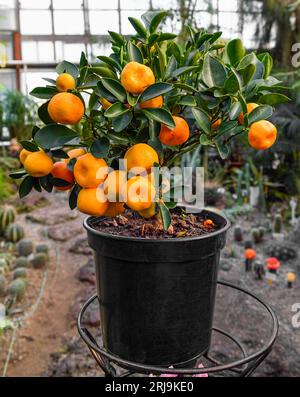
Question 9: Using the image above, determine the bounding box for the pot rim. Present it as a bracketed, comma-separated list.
[84, 208, 230, 243]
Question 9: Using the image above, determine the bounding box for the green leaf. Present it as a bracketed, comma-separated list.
[202, 54, 227, 88]
[173, 83, 197, 93]
[56, 60, 79, 79]
[30, 87, 57, 99]
[156, 33, 177, 42]
[104, 102, 129, 118]
[33, 178, 42, 192]
[97, 56, 122, 72]
[69, 185, 80, 210]
[38, 101, 54, 125]
[164, 55, 178, 80]
[32, 126, 40, 138]
[34, 124, 79, 150]
[148, 33, 159, 47]
[257, 52, 273, 79]
[191, 108, 211, 135]
[178, 96, 197, 107]
[42, 77, 56, 85]
[20, 140, 39, 152]
[96, 81, 117, 103]
[128, 17, 147, 38]
[142, 108, 175, 128]
[224, 70, 242, 93]
[200, 134, 211, 145]
[229, 101, 242, 120]
[217, 120, 239, 136]
[108, 31, 124, 47]
[19, 176, 34, 199]
[102, 78, 127, 103]
[259, 93, 290, 106]
[237, 53, 258, 84]
[112, 111, 133, 132]
[50, 177, 71, 188]
[91, 137, 110, 158]
[142, 10, 168, 33]
[40, 175, 53, 193]
[158, 201, 172, 230]
[226, 39, 245, 66]
[90, 66, 117, 79]
[80, 51, 88, 68]
[127, 42, 143, 63]
[216, 141, 230, 159]
[139, 83, 173, 102]
[51, 149, 69, 159]
[9, 170, 27, 180]
[173, 66, 200, 78]
[248, 105, 273, 124]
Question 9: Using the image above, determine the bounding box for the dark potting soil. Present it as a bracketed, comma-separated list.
[91, 209, 220, 239]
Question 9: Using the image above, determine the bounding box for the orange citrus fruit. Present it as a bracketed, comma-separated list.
[77, 187, 109, 216]
[140, 96, 163, 109]
[121, 61, 155, 95]
[48, 92, 85, 125]
[56, 73, 76, 92]
[51, 161, 74, 191]
[248, 120, 277, 150]
[124, 143, 159, 174]
[104, 202, 126, 217]
[238, 103, 259, 125]
[159, 116, 190, 146]
[126, 176, 156, 211]
[212, 119, 222, 130]
[73, 153, 108, 188]
[24, 151, 53, 178]
[19, 149, 32, 165]
[103, 170, 127, 202]
[65, 148, 87, 164]
[100, 97, 112, 110]
[138, 203, 157, 219]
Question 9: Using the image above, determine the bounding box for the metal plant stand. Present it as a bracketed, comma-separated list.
[77, 280, 279, 377]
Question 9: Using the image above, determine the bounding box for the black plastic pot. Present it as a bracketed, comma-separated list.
[84, 209, 230, 366]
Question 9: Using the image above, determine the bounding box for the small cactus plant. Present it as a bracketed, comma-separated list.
[273, 214, 282, 234]
[8, 279, 26, 301]
[233, 226, 243, 242]
[244, 240, 253, 249]
[0, 205, 16, 235]
[31, 253, 47, 269]
[5, 223, 25, 243]
[0, 274, 5, 295]
[15, 256, 30, 268]
[36, 243, 49, 257]
[13, 267, 27, 280]
[252, 227, 265, 244]
[17, 239, 34, 257]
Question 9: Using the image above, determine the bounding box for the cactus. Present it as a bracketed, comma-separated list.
[5, 223, 25, 243]
[273, 214, 282, 234]
[252, 227, 265, 244]
[233, 226, 243, 242]
[17, 239, 34, 257]
[13, 267, 27, 279]
[15, 256, 30, 268]
[266, 243, 297, 261]
[0, 274, 5, 295]
[8, 279, 26, 301]
[31, 253, 47, 269]
[36, 243, 49, 257]
[0, 205, 16, 235]
[244, 240, 253, 249]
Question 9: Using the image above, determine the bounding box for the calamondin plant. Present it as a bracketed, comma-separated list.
[10, 10, 288, 230]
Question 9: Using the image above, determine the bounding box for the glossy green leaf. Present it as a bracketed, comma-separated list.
[51, 149, 69, 159]
[112, 111, 133, 132]
[108, 31, 124, 47]
[19, 176, 34, 199]
[42, 77, 56, 85]
[156, 33, 177, 42]
[164, 55, 178, 80]
[80, 51, 88, 68]
[178, 96, 197, 107]
[56, 60, 79, 79]
[140, 83, 173, 102]
[102, 78, 127, 102]
[127, 41, 143, 63]
[90, 66, 117, 79]
[33, 177, 42, 193]
[69, 185, 80, 210]
[142, 10, 168, 33]
[229, 101, 242, 120]
[226, 39, 245, 66]
[248, 105, 273, 124]
[34, 124, 79, 150]
[38, 101, 54, 125]
[9, 170, 27, 180]
[40, 175, 53, 193]
[97, 56, 122, 72]
[191, 108, 211, 135]
[30, 87, 57, 99]
[158, 201, 172, 230]
[257, 52, 273, 79]
[202, 54, 227, 88]
[104, 102, 129, 118]
[142, 108, 175, 128]
[91, 137, 110, 158]
[224, 70, 242, 93]
[128, 17, 147, 38]
[20, 140, 39, 152]
[96, 81, 117, 103]
[216, 141, 230, 159]
[173, 65, 200, 78]
[259, 93, 290, 106]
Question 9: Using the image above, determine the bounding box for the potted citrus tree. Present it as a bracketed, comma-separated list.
[10, 11, 286, 366]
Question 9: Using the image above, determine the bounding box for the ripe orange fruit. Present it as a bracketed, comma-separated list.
[121, 61, 155, 95]
[104, 202, 126, 217]
[103, 170, 127, 202]
[124, 143, 159, 174]
[126, 176, 156, 211]
[248, 120, 277, 150]
[245, 248, 256, 260]
[238, 103, 259, 125]
[48, 92, 85, 125]
[74, 153, 108, 188]
[24, 151, 53, 177]
[77, 187, 109, 216]
[65, 148, 87, 164]
[212, 119, 222, 130]
[56, 73, 76, 92]
[51, 161, 74, 191]
[19, 149, 32, 165]
[100, 97, 112, 110]
[140, 96, 163, 109]
[138, 203, 157, 219]
[159, 116, 190, 146]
